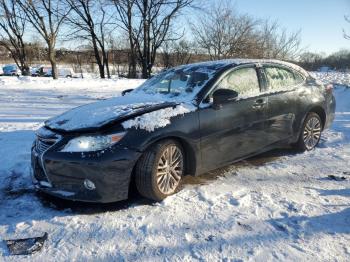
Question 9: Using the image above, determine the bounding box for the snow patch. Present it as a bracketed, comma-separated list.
[122, 103, 196, 132]
[310, 71, 350, 86]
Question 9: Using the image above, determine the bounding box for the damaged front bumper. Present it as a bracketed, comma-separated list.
[31, 142, 141, 203]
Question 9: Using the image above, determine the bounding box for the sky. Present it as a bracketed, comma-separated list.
[59, 0, 349, 55]
[228, 0, 350, 55]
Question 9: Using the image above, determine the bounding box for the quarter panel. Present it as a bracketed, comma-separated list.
[265, 89, 298, 144]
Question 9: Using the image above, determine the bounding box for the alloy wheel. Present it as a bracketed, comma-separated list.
[303, 116, 321, 150]
[156, 145, 183, 195]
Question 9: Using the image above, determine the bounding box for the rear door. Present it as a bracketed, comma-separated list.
[199, 65, 270, 171]
[262, 65, 305, 144]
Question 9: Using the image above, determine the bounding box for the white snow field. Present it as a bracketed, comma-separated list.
[0, 73, 349, 261]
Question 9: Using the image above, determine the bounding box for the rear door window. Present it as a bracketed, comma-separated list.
[265, 66, 301, 90]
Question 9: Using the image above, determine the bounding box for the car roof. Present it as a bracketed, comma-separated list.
[177, 59, 308, 76]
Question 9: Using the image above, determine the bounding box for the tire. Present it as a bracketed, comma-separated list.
[295, 112, 322, 151]
[135, 139, 184, 201]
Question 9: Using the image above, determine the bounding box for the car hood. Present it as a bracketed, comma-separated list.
[45, 94, 178, 133]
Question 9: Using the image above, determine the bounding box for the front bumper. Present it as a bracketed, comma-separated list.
[31, 144, 141, 203]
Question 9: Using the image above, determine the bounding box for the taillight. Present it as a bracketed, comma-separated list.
[325, 84, 333, 94]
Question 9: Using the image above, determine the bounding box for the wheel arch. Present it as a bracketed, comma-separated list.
[127, 135, 198, 199]
[293, 105, 327, 144]
[308, 106, 326, 129]
[137, 135, 197, 177]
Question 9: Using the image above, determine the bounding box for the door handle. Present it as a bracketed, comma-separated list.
[252, 99, 266, 109]
[298, 90, 308, 97]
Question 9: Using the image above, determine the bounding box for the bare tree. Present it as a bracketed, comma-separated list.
[174, 40, 193, 65]
[66, 0, 115, 78]
[258, 19, 302, 60]
[18, 0, 70, 79]
[113, 0, 138, 78]
[191, 2, 258, 60]
[191, 1, 302, 61]
[26, 37, 46, 64]
[344, 15, 350, 40]
[114, 0, 193, 78]
[0, 0, 29, 75]
[160, 41, 172, 68]
[107, 34, 129, 76]
[73, 45, 90, 78]
[136, 0, 194, 78]
[161, 39, 193, 68]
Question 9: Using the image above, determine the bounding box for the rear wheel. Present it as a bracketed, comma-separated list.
[135, 140, 184, 201]
[296, 112, 322, 151]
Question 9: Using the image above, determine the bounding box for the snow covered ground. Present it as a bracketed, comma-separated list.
[0, 73, 349, 261]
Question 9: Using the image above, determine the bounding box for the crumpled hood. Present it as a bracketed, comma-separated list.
[45, 94, 177, 132]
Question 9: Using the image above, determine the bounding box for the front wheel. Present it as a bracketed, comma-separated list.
[135, 140, 184, 201]
[295, 112, 322, 151]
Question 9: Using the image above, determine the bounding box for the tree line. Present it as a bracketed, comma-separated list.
[0, 0, 304, 79]
[298, 49, 350, 71]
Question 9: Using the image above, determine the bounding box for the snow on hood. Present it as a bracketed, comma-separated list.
[45, 93, 174, 132]
[122, 103, 196, 132]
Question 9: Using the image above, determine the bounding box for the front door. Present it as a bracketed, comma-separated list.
[199, 66, 269, 171]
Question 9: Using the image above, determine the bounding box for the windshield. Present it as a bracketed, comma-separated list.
[134, 64, 225, 100]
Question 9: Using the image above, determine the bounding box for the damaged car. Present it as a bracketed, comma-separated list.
[31, 59, 335, 203]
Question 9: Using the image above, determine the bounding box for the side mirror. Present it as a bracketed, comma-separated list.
[122, 89, 134, 96]
[212, 89, 238, 110]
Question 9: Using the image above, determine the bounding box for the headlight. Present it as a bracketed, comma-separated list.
[61, 132, 126, 152]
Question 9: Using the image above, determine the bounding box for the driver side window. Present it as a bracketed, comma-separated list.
[214, 67, 260, 99]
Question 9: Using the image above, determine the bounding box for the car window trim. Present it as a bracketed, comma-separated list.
[256, 66, 269, 92]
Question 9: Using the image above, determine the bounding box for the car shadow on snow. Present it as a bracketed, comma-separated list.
[307, 187, 350, 198]
[25, 207, 350, 260]
[318, 188, 350, 197]
[268, 207, 350, 238]
[36, 190, 155, 214]
[72, 207, 350, 261]
[134, 205, 350, 259]
[267, 186, 350, 239]
[182, 148, 297, 185]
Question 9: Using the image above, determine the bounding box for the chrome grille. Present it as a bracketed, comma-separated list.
[35, 137, 57, 155]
